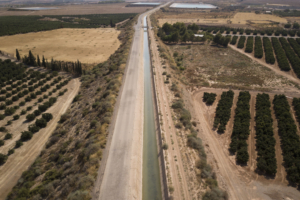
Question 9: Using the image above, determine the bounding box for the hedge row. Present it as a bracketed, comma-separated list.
[271, 37, 291, 71]
[279, 37, 300, 78]
[229, 91, 251, 164]
[213, 90, 234, 133]
[292, 98, 300, 125]
[203, 92, 216, 106]
[237, 36, 246, 49]
[254, 36, 263, 58]
[230, 36, 238, 45]
[255, 93, 277, 176]
[263, 37, 275, 64]
[273, 95, 300, 184]
[288, 38, 300, 57]
[245, 36, 253, 53]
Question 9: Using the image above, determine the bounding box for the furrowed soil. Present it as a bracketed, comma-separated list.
[0, 3, 150, 16]
[0, 28, 121, 64]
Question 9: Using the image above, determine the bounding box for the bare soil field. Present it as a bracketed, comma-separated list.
[0, 28, 121, 64]
[0, 71, 80, 199]
[0, 3, 150, 16]
[157, 11, 287, 27]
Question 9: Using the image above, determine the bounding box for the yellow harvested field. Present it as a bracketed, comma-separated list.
[158, 18, 229, 26]
[231, 12, 287, 24]
[158, 12, 287, 26]
[0, 28, 121, 64]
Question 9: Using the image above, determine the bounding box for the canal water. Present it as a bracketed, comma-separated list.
[142, 16, 162, 200]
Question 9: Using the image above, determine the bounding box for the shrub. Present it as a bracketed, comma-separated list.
[42, 113, 53, 122]
[162, 143, 168, 150]
[26, 113, 36, 121]
[4, 133, 12, 140]
[34, 110, 41, 116]
[19, 101, 25, 106]
[0, 103, 6, 110]
[15, 140, 23, 148]
[13, 114, 19, 120]
[7, 149, 14, 156]
[5, 107, 15, 116]
[25, 96, 32, 102]
[20, 131, 33, 141]
[21, 109, 27, 115]
[38, 103, 49, 112]
[0, 114, 5, 120]
[35, 118, 47, 128]
[203, 92, 217, 105]
[73, 94, 82, 103]
[26, 106, 32, 111]
[0, 153, 7, 165]
[28, 124, 40, 133]
[5, 99, 12, 105]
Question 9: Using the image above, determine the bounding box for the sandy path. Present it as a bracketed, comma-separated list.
[248, 94, 257, 172]
[147, 15, 191, 200]
[229, 44, 300, 86]
[0, 78, 80, 199]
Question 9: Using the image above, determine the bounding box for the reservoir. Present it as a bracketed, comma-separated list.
[170, 3, 217, 9]
[16, 7, 58, 11]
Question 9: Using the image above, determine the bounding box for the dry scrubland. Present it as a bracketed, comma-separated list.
[0, 3, 150, 16]
[158, 12, 287, 27]
[168, 44, 300, 94]
[0, 28, 121, 64]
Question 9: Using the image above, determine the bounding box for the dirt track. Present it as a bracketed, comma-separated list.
[0, 78, 80, 199]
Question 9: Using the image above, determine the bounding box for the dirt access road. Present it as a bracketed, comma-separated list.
[147, 14, 191, 200]
[92, 4, 166, 200]
[0, 78, 80, 199]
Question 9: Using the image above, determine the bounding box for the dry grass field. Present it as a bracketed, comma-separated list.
[0, 3, 150, 16]
[231, 12, 287, 24]
[157, 12, 287, 27]
[0, 28, 121, 64]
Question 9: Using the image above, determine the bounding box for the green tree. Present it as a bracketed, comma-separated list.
[293, 22, 300, 29]
[37, 55, 41, 66]
[16, 49, 20, 61]
[42, 56, 46, 68]
[171, 31, 179, 43]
